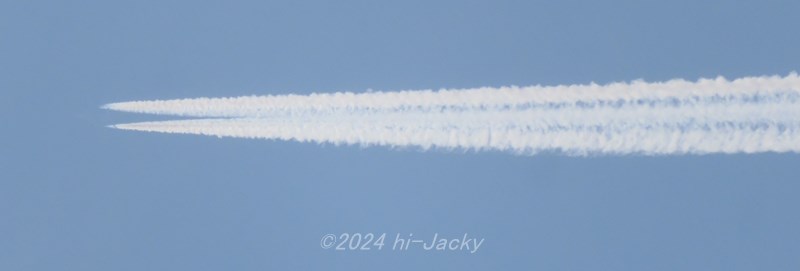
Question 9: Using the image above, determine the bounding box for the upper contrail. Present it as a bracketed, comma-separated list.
[104, 74, 800, 155]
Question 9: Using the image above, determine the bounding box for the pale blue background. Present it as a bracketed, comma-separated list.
[2, 0, 800, 270]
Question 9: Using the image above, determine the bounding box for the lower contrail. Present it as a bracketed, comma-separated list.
[104, 74, 800, 155]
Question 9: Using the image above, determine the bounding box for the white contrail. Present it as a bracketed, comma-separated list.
[105, 74, 800, 155]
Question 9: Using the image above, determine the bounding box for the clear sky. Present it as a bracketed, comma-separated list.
[2, 0, 799, 270]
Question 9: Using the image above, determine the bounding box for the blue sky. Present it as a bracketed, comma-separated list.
[2, 0, 800, 270]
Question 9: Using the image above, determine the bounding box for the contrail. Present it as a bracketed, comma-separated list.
[104, 74, 800, 155]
